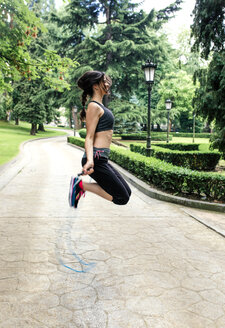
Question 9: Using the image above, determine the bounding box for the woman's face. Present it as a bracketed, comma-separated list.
[99, 75, 111, 95]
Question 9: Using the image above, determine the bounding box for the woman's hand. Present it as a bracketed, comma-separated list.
[83, 161, 94, 175]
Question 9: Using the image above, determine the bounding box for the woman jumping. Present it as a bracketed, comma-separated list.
[69, 70, 131, 208]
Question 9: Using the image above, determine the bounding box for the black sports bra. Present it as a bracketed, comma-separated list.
[89, 100, 114, 133]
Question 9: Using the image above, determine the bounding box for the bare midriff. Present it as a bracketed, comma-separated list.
[93, 130, 113, 149]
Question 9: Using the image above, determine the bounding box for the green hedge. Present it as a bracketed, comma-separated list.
[68, 136, 85, 148]
[156, 143, 199, 151]
[67, 136, 225, 202]
[121, 133, 172, 141]
[79, 129, 121, 139]
[78, 128, 87, 138]
[171, 132, 211, 138]
[130, 143, 221, 171]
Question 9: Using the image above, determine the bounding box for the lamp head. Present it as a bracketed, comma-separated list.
[142, 59, 157, 84]
[165, 99, 172, 110]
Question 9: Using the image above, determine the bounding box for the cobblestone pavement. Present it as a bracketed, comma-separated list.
[0, 136, 225, 328]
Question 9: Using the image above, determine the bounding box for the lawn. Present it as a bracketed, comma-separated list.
[117, 137, 210, 150]
[0, 120, 67, 166]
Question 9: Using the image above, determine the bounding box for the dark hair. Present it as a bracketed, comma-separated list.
[77, 70, 111, 121]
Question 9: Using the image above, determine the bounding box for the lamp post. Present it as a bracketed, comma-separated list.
[72, 106, 77, 136]
[165, 99, 172, 143]
[193, 111, 196, 143]
[142, 59, 157, 157]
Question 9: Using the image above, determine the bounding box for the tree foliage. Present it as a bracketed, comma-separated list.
[0, 0, 77, 92]
[156, 70, 196, 131]
[109, 98, 145, 133]
[53, 0, 183, 131]
[191, 0, 225, 154]
[191, 0, 225, 60]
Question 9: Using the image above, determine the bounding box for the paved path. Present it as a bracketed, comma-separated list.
[0, 136, 225, 328]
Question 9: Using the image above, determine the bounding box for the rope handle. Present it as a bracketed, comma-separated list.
[78, 167, 93, 176]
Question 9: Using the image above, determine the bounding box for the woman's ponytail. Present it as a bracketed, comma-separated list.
[80, 90, 87, 121]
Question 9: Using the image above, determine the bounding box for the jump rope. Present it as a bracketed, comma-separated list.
[56, 170, 96, 273]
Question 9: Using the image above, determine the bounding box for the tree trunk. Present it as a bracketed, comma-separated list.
[156, 123, 161, 131]
[30, 123, 37, 135]
[15, 117, 19, 125]
[68, 114, 72, 129]
[38, 123, 45, 131]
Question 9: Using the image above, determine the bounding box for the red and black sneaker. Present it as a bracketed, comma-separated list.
[74, 180, 85, 208]
[69, 176, 85, 208]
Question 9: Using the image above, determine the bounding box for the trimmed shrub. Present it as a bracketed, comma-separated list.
[130, 143, 221, 171]
[156, 143, 199, 151]
[67, 136, 225, 202]
[68, 136, 85, 148]
[121, 132, 172, 141]
[78, 128, 87, 138]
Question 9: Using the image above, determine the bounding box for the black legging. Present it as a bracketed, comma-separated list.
[81, 156, 131, 205]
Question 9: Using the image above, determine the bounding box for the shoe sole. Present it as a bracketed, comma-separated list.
[69, 176, 79, 207]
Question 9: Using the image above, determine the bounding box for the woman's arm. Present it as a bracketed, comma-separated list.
[82, 102, 102, 175]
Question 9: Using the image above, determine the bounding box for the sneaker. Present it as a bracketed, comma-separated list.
[68, 176, 85, 208]
[74, 180, 85, 208]
[68, 176, 79, 207]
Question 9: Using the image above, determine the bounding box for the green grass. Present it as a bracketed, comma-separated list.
[0, 120, 67, 166]
[117, 137, 210, 148]
[172, 137, 210, 144]
[45, 124, 73, 130]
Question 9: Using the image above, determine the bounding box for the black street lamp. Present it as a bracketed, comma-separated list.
[142, 59, 157, 157]
[165, 99, 172, 143]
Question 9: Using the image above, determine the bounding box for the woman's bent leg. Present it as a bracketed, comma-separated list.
[82, 157, 131, 205]
[82, 182, 113, 201]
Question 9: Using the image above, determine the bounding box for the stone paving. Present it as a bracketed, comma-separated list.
[0, 136, 225, 328]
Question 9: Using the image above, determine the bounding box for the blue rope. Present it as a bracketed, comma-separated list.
[56, 222, 95, 273]
[56, 173, 96, 273]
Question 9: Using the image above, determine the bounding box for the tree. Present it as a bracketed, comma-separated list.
[176, 28, 207, 75]
[109, 98, 145, 133]
[12, 78, 61, 134]
[191, 0, 224, 59]
[74, 0, 183, 101]
[193, 52, 225, 148]
[156, 70, 196, 131]
[3, 0, 78, 133]
[52, 0, 183, 131]
[191, 0, 225, 154]
[0, 0, 77, 92]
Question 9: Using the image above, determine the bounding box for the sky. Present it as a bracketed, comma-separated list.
[54, 0, 196, 48]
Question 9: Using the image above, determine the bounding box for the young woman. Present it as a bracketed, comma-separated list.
[69, 70, 131, 208]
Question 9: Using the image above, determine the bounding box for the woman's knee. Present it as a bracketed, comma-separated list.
[127, 185, 132, 197]
[113, 191, 131, 205]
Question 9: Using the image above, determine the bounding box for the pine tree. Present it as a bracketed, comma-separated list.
[52, 0, 182, 131]
[191, 0, 225, 154]
[191, 0, 224, 59]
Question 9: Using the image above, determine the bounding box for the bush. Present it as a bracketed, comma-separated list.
[130, 143, 221, 171]
[67, 136, 225, 202]
[156, 143, 199, 151]
[78, 129, 121, 139]
[121, 132, 172, 141]
[78, 128, 87, 138]
[68, 136, 85, 148]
